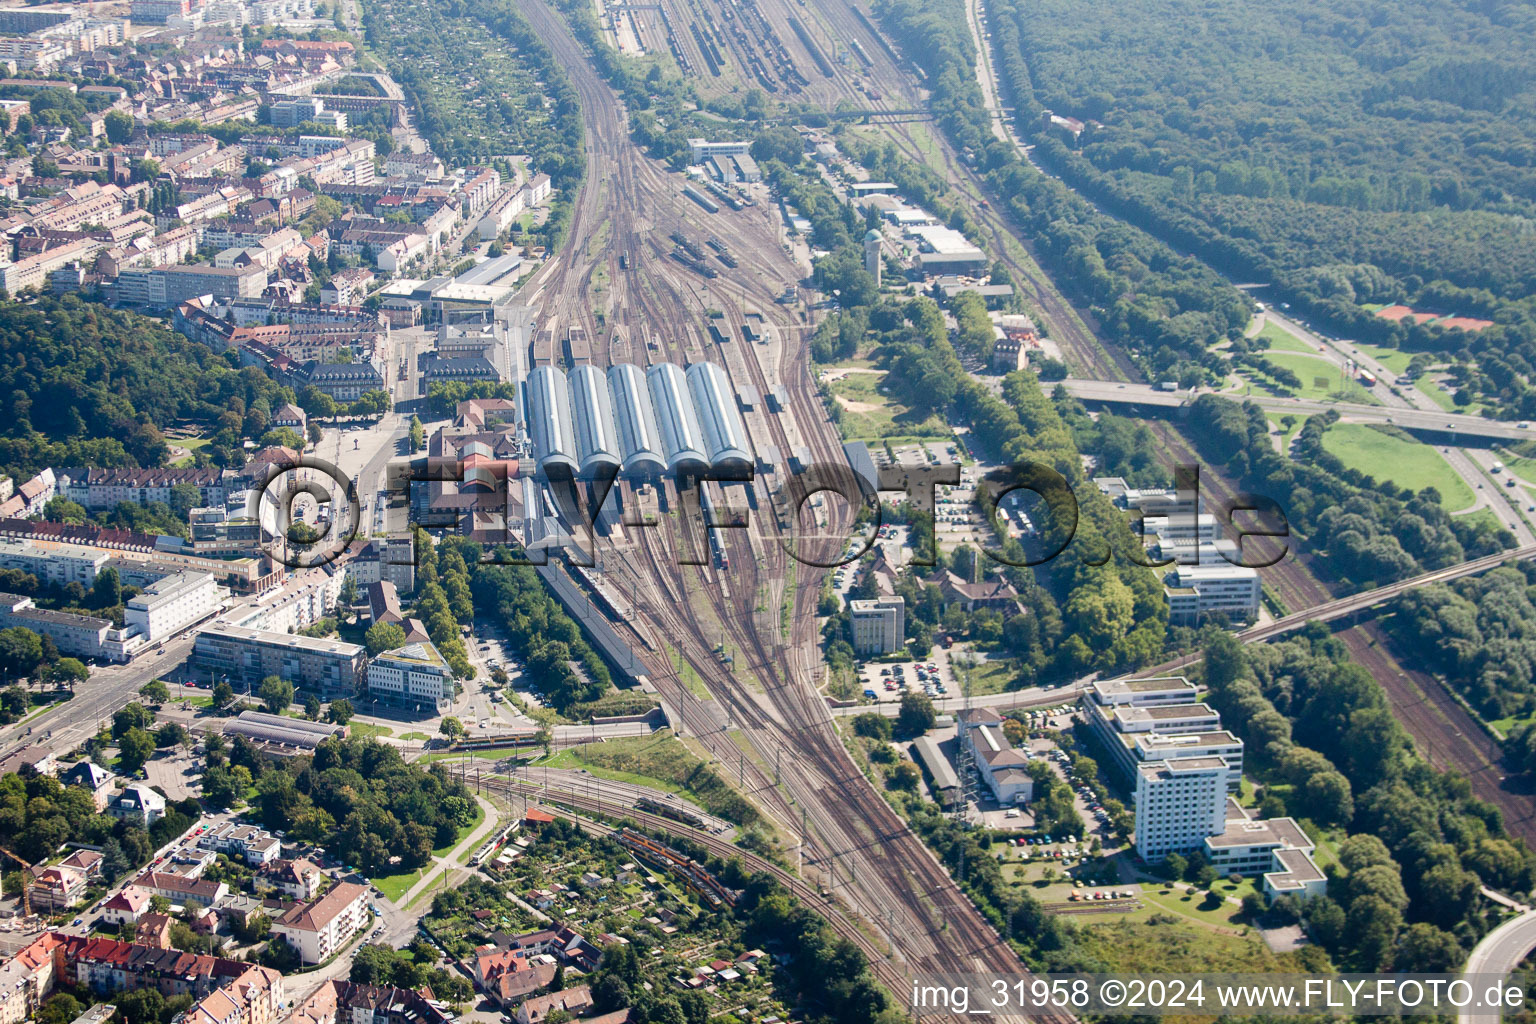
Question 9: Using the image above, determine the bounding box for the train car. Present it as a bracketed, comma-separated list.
[635, 795, 708, 828]
[683, 185, 720, 213]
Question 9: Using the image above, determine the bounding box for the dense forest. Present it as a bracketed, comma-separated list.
[1389, 563, 1536, 725]
[231, 733, 479, 874]
[1202, 628, 1528, 970]
[985, 0, 1536, 414]
[0, 295, 295, 480]
[874, 0, 1252, 387]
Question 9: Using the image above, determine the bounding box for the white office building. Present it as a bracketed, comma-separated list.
[1133, 756, 1234, 863]
[1164, 563, 1261, 625]
[1205, 812, 1327, 900]
[1142, 513, 1220, 544]
[1089, 676, 1199, 709]
[126, 571, 222, 641]
[848, 597, 904, 656]
[367, 641, 455, 709]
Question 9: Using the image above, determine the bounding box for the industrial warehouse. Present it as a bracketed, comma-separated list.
[523, 359, 753, 480]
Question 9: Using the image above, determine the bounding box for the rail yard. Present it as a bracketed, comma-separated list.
[507, 0, 1067, 1010]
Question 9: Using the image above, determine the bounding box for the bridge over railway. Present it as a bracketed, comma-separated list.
[1058, 378, 1534, 443]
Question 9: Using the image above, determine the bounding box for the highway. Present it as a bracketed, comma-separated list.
[1460, 906, 1536, 1024]
[1058, 378, 1535, 443]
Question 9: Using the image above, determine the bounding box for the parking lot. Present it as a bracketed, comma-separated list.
[857, 657, 954, 705]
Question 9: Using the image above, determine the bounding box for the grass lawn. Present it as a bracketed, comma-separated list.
[1496, 449, 1536, 480]
[1415, 376, 1485, 415]
[1254, 321, 1313, 354]
[1252, 351, 1379, 404]
[169, 436, 213, 467]
[959, 657, 1017, 695]
[348, 721, 394, 739]
[1138, 885, 1248, 929]
[1454, 507, 1506, 534]
[538, 732, 758, 825]
[419, 745, 533, 763]
[371, 803, 485, 903]
[1321, 423, 1475, 510]
[1073, 911, 1296, 974]
[825, 369, 949, 443]
[399, 731, 430, 741]
[1353, 342, 1413, 375]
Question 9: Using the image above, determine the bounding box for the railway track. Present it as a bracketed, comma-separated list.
[510, 0, 1078, 1014]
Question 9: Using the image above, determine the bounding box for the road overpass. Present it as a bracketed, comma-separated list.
[1059, 379, 1533, 444]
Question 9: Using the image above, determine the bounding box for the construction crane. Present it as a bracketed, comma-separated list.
[0, 846, 33, 919]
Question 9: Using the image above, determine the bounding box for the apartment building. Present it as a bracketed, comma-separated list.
[0, 593, 114, 660]
[198, 822, 282, 866]
[848, 597, 904, 656]
[129, 871, 228, 907]
[272, 882, 369, 964]
[107, 783, 166, 827]
[115, 264, 266, 307]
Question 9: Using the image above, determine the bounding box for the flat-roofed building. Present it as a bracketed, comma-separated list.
[1089, 676, 1199, 708]
[848, 597, 904, 656]
[0, 592, 113, 659]
[115, 264, 267, 307]
[1134, 756, 1233, 863]
[1101, 703, 1221, 735]
[126, 571, 221, 641]
[193, 621, 366, 699]
[366, 641, 453, 709]
[1132, 730, 1244, 788]
[1204, 810, 1326, 900]
[1164, 563, 1261, 626]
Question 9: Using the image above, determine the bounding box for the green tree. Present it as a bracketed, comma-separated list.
[0, 626, 43, 680]
[92, 567, 123, 608]
[366, 621, 407, 655]
[328, 699, 354, 724]
[118, 727, 156, 773]
[139, 679, 171, 705]
[104, 110, 133, 144]
[895, 690, 936, 738]
[48, 657, 88, 690]
[257, 675, 295, 714]
[439, 716, 465, 740]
